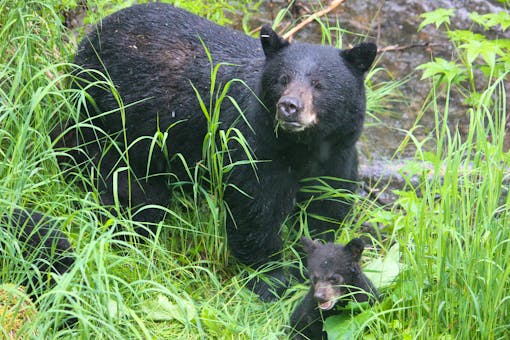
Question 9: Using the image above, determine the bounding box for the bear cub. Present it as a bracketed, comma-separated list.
[291, 237, 379, 340]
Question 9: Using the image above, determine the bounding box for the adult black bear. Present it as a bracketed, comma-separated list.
[290, 237, 379, 339]
[65, 3, 376, 301]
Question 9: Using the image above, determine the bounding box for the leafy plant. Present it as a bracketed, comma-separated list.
[389, 6, 510, 339]
[417, 8, 510, 105]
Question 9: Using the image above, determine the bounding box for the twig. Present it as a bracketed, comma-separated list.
[282, 0, 346, 40]
[377, 42, 445, 53]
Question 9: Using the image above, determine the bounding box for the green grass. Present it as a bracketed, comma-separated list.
[1, 0, 510, 339]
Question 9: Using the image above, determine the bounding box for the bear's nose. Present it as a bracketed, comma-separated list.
[314, 290, 328, 302]
[277, 96, 303, 121]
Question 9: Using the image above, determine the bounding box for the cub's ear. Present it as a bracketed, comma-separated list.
[260, 25, 289, 58]
[341, 42, 377, 73]
[344, 238, 365, 262]
[300, 236, 321, 254]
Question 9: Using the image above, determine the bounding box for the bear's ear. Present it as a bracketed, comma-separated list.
[344, 238, 365, 262]
[260, 25, 289, 58]
[341, 42, 377, 73]
[300, 236, 320, 254]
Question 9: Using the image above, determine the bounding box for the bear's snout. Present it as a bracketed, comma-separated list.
[313, 282, 340, 302]
[313, 287, 329, 302]
[276, 94, 318, 132]
[277, 96, 303, 122]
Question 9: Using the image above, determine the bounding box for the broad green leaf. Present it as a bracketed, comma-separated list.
[460, 40, 501, 68]
[364, 243, 401, 289]
[325, 308, 372, 340]
[390, 273, 423, 303]
[419, 8, 455, 31]
[470, 11, 510, 30]
[416, 58, 466, 84]
[447, 30, 485, 44]
[464, 91, 485, 107]
[422, 151, 441, 165]
[496, 38, 510, 50]
[141, 294, 197, 323]
[493, 11, 510, 30]
[470, 12, 490, 29]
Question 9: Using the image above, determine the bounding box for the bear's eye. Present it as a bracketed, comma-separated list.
[311, 79, 322, 89]
[329, 274, 344, 284]
[278, 74, 290, 85]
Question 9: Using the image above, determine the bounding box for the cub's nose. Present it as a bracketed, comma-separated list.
[277, 96, 303, 121]
[314, 290, 328, 302]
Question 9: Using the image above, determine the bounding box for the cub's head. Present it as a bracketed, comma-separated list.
[301, 237, 367, 311]
[259, 26, 377, 143]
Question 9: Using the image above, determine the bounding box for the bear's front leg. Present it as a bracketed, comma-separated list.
[225, 166, 300, 301]
[227, 224, 288, 302]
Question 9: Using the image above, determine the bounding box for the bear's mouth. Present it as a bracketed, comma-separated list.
[276, 120, 306, 132]
[318, 299, 336, 311]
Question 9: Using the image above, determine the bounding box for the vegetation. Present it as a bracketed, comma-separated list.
[1, 0, 509, 339]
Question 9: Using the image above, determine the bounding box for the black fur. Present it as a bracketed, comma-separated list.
[1, 209, 74, 298]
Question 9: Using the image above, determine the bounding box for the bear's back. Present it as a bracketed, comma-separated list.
[76, 3, 262, 69]
[73, 3, 265, 141]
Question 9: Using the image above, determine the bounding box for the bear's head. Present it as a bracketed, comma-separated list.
[259, 26, 377, 144]
[301, 236, 367, 311]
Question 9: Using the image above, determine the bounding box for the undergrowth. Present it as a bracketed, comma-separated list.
[1, 0, 509, 339]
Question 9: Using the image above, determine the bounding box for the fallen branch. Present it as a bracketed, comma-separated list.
[282, 0, 346, 40]
[378, 42, 445, 53]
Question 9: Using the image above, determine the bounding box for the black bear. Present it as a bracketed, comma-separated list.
[62, 3, 376, 300]
[0, 209, 74, 298]
[290, 237, 379, 339]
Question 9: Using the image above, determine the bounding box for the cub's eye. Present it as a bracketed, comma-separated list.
[311, 79, 322, 89]
[329, 274, 344, 284]
[278, 74, 290, 85]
